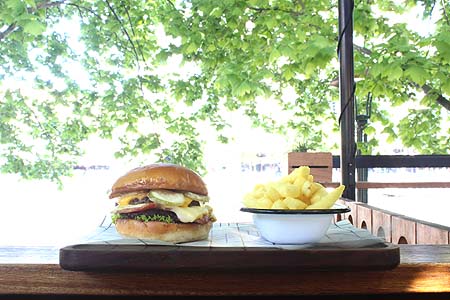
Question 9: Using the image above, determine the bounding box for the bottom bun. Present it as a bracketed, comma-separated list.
[115, 219, 213, 243]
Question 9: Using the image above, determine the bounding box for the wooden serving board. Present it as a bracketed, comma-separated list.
[59, 221, 400, 271]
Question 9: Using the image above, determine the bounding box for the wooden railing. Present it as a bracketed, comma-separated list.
[333, 154, 450, 189]
[338, 199, 450, 245]
[289, 153, 450, 244]
[288, 153, 450, 188]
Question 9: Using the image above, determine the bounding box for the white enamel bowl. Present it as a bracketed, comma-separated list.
[240, 204, 350, 244]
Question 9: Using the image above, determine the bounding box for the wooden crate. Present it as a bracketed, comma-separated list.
[392, 216, 416, 245]
[287, 152, 332, 183]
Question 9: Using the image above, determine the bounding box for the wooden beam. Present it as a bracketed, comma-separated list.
[356, 181, 450, 189]
[321, 181, 450, 189]
[332, 155, 450, 168]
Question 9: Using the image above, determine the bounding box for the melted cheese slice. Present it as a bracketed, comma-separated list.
[117, 192, 148, 207]
[115, 191, 213, 223]
[168, 205, 212, 223]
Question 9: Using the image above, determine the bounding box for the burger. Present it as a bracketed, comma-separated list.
[109, 163, 215, 243]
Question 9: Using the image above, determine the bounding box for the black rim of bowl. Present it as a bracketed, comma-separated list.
[240, 204, 350, 215]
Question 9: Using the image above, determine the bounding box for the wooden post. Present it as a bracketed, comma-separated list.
[338, 0, 356, 200]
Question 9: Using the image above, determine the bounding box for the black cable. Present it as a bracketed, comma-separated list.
[336, 0, 355, 58]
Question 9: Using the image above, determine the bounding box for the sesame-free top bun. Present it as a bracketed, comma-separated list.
[109, 163, 207, 198]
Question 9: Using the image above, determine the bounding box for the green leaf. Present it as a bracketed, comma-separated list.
[25, 0, 37, 8]
[404, 66, 427, 86]
[442, 80, 450, 96]
[434, 40, 450, 63]
[234, 81, 251, 97]
[387, 65, 403, 81]
[0, 0, 448, 184]
[209, 7, 222, 18]
[22, 20, 46, 36]
[6, 0, 25, 11]
[186, 42, 198, 53]
[264, 17, 277, 30]
[304, 62, 315, 77]
[269, 48, 280, 64]
[364, 126, 376, 135]
[371, 64, 383, 78]
[283, 67, 294, 81]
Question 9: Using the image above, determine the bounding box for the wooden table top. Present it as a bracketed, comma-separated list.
[0, 244, 449, 298]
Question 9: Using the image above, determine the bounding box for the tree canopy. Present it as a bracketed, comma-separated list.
[0, 0, 449, 183]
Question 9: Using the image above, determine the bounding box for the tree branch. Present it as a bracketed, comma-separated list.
[122, 4, 148, 65]
[441, 0, 450, 25]
[103, 0, 154, 119]
[247, 5, 307, 17]
[65, 3, 102, 20]
[34, 0, 66, 11]
[0, 24, 18, 42]
[422, 84, 450, 110]
[104, 0, 141, 69]
[353, 44, 372, 56]
[0, 0, 67, 42]
[248, 6, 297, 14]
[124, 6, 135, 36]
[353, 44, 450, 111]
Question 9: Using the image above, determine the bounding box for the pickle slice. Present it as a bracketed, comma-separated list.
[184, 191, 210, 202]
[148, 190, 185, 206]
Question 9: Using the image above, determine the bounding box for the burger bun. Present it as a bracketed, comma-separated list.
[110, 163, 207, 198]
[115, 219, 213, 243]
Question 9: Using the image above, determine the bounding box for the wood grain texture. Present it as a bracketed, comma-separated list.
[58, 244, 400, 271]
[320, 182, 450, 188]
[0, 245, 449, 297]
[0, 257, 449, 297]
[356, 182, 450, 188]
[416, 223, 449, 244]
[356, 203, 373, 233]
[372, 208, 394, 243]
[55, 221, 399, 272]
[392, 216, 417, 245]
[287, 152, 333, 183]
[342, 200, 359, 226]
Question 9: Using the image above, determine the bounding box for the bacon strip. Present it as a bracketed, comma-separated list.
[115, 202, 157, 214]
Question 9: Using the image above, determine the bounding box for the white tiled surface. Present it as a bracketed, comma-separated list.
[79, 220, 385, 249]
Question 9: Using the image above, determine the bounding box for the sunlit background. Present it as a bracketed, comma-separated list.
[1, 120, 448, 247]
[0, 3, 448, 247]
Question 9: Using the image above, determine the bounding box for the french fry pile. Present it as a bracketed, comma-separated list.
[243, 166, 345, 210]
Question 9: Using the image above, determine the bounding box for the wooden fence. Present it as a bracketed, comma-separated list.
[336, 199, 450, 245]
[288, 153, 450, 244]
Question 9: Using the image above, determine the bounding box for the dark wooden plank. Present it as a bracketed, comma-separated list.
[2, 245, 449, 265]
[56, 221, 401, 272]
[59, 243, 400, 271]
[332, 155, 450, 168]
[319, 181, 450, 189]
[356, 181, 450, 189]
